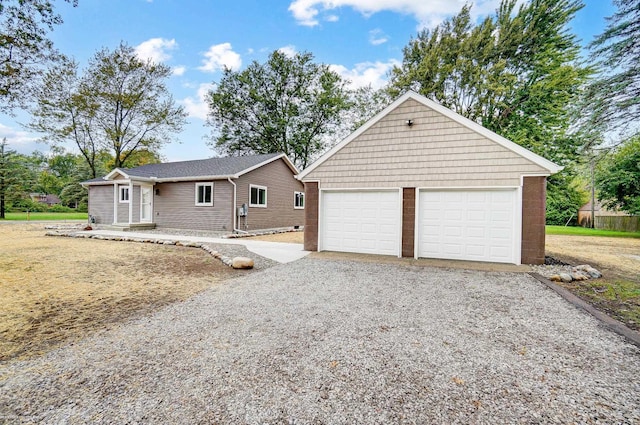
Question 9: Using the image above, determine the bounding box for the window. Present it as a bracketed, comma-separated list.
[195, 183, 214, 206]
[119, 186, 130, 203]
[249, 184, 267, 207]
[294, 191, 305, 209]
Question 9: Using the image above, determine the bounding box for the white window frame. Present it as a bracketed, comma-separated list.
[195, 182, 214, 206]
[119, 185, 130, 203]
[249, 184, 267, 208]
[294, 191, 305, 209]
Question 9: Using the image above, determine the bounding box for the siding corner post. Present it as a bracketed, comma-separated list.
[128, 181, 134, 224]
[402, 187, 416, 257]
[303, 182, 319, 251]
[521, 176, 547, 265]
[112, 183, 118, 225]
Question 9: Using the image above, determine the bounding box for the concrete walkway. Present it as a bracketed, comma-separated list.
[83, 229, 310, 264]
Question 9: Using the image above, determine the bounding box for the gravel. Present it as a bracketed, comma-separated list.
[1, 258, 639, 424]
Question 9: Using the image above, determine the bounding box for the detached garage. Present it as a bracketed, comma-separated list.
[298, 91, 561, 265]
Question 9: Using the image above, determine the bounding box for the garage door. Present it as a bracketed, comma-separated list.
[321, 190, 400, 256]
[418, 190, 518, 263]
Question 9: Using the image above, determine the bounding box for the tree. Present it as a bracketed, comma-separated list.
[595, 135, 640, 215]
[0, 139, 37, 216]
[389, 0, 590, 164]
[30, 43, 187, 174]
[0, 0, 77, 112]
[585, 0, 640, 135]
[206, 50, 351, 169]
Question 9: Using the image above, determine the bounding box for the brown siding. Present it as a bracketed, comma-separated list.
[402, 188, 415, 257]
[304, 98, 548, 188]
[304, 182, 319, 251]
[153, 180, 233, 231]
[88, 185, 114, 224]
[235, 158, 305, 231]
[521, 176, 546, 264]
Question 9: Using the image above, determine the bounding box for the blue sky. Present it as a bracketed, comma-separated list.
[2, 0, 615, 162]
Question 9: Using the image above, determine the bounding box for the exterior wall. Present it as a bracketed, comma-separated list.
[521, 176, 547, 265]
[153, 180, 233, 231]
[116, 184, 129, 223]
[305, 98, 548, 188]
[401, 188, 415, 257]
[235, 158, 305, 231]
[88, 185, 114, 224]
[304, 182, 319, 251]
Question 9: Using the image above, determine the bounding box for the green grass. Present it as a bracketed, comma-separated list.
[569, 279, 640, 330]
[2, 212, 88, 221]
[546, 225, 640, 238]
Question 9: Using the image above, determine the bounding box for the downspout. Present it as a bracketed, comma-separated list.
[228, 177, 248, 234]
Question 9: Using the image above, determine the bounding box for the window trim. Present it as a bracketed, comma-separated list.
[249, 184, 267, 208]
[195, 182, 214, 206]
[119, 185, 130, 203]
[294, 191, 305, 209]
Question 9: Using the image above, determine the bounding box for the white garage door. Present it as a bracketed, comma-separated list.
[321, 191, 400, 256]
[418, 190, 518, 263]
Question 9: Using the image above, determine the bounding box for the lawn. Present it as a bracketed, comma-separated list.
[2, 212, 88, 221]
[0, 223, 238, 362]
[546, 225, 640, 238]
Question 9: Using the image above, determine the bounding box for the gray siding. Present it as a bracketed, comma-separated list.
[153, 180, 233, 231]
[116, 184, 129, 223]
[88, 185, 114, 224]
[304, 98, 549, 188]
[235, 158, 305, 231]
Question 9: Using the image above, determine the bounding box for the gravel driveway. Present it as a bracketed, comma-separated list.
[1, 258, 639, 424]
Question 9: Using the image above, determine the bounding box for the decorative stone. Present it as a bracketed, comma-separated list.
[232, 257, 254, 269]
[559, 272, 573, 283]
[571, 272, 589, 281]
[549, 275, 563, 282]
[585, 267, 602, 279]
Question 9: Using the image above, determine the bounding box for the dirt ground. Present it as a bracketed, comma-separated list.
[546, 235, 640, 282]
[0, 223, 238, 362]
[247, 231, 304, 243]
[546, 234, 640, 330]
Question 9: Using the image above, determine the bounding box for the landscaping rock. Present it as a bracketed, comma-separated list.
[559, 272, 573, 283]
[549, 274, 563, 282]
[232, 257, 254, 269]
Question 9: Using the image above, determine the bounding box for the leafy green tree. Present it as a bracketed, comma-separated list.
[585, 0, 640, 135]
[595, 135, 640, 215]
[0, 140, 39, 216]
[30, 43, 186, 174]
[0, 0, 77, 112]
[206, 50, 351, 169]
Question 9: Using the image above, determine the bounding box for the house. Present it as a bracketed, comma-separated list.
[297, 91, 562, 265]
[578, 201, 639, 232]
[30, 193, 61, 206]
[82, 153, 305, 232]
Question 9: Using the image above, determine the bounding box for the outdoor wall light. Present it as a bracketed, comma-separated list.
[406, 119, 413, 127]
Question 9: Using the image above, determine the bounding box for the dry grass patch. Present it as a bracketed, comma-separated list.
[0, 223, 237, 362]
[246, 231, 304, 244]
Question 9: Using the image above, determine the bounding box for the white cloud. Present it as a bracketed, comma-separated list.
[368, 29, 388, 45]
[0, 123, 42, 154]
[134, 38, 177, 63]
[278, 45, 297, 57]
[330, 59, 400, 89]
[172, 66, 186, 76]
[288, 0, 502, 28]
[326, 14, 339, 22]
[181, 83, 213, 121]
[198, 43, 242, 73]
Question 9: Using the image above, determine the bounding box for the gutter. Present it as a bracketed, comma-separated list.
[227, 177, 248, 234]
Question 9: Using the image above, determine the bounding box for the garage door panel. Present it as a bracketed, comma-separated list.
[419, 190, 516, 264]
[321, 191, 399, 256]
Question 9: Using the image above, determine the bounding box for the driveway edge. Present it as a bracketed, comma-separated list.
[529, 272, 640, 348]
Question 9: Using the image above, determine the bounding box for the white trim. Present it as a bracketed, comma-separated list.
[195, 182, 214, 206]
[237, 153, 299, 177]
[119, 185, 130, 203]
[249, 184, 267, 208]
[128, 181, 133, 224]
[294, 191, 305, 209]
[514, 186, 523, 265]
[105, 168, 130, 180]
[297, 90, 562, 180]
[112, 184, 118, 224]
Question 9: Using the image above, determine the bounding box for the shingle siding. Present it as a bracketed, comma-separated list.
[153, 180, 233, 231]
[88, 185, 114, 224]
[305, 98, 548, 188]
[235, 158, 305, 231]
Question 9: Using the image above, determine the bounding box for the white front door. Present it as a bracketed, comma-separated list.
[140, 187, 152, 222]
[321, 190, 400, 256]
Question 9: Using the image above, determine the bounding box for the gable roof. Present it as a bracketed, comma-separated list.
[84, 153, 297, 185]
[297, 91, 562, 180]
